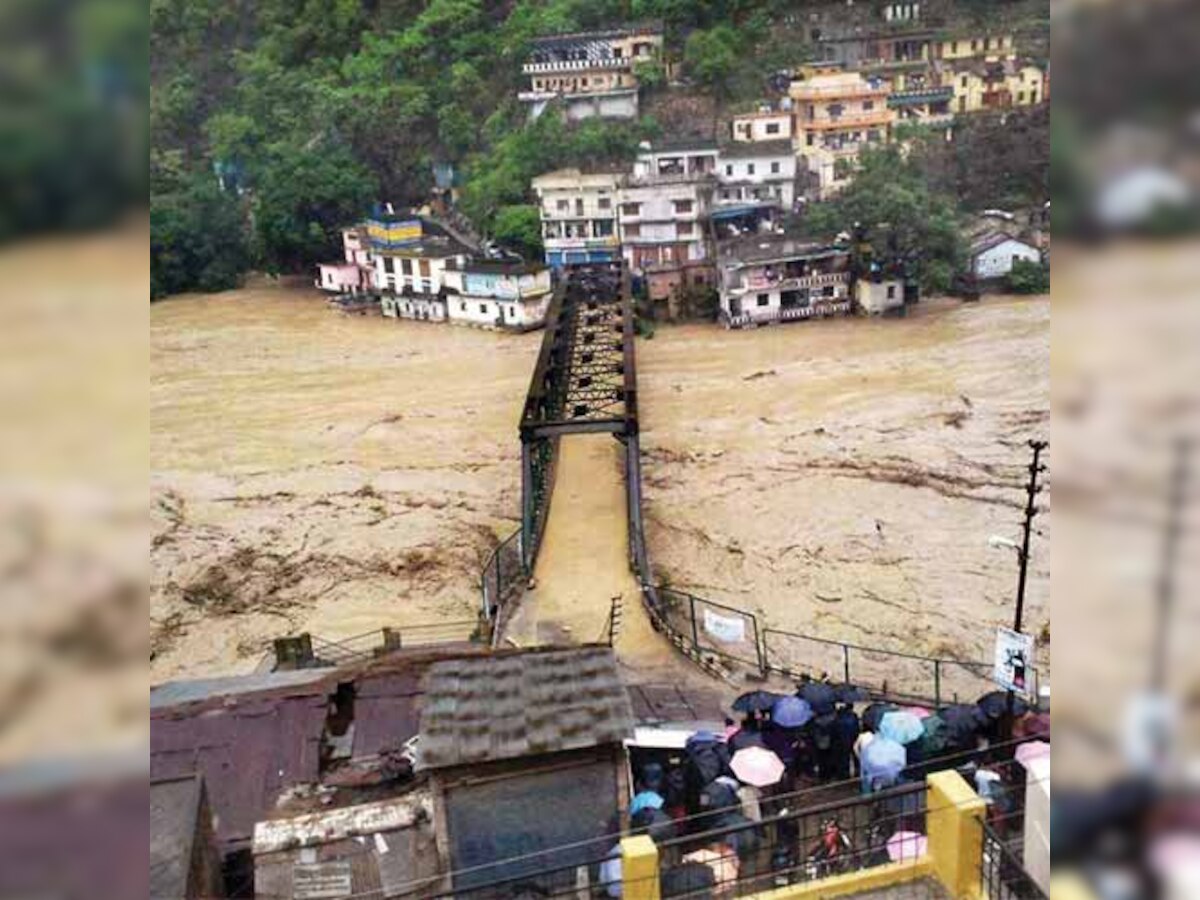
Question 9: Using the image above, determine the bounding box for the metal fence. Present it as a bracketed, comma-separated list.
[480, 527, 525, 639]
[980, 819, 1046, 900]
[657, 587, 765, 671]
[656, 781, 928, 896]
[270, 621, 480, 669]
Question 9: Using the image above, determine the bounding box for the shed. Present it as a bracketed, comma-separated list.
[151, 775, 225, 899]
[969, 232, 1041, 280]
[418, 647, 635, 892]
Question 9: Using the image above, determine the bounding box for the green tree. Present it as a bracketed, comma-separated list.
[253, 144, 377, 273]
[1006, 258, 1049, 294]
[491, 205, 544, 259]
[683, 26, 740, 96]
[151, 176, 250, 299]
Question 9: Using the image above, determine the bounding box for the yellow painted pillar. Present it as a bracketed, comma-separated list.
[620, 835, 661, 900]
[926, 770, 987, 900]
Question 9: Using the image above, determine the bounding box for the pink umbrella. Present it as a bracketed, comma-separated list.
[730, 745, 785, 787]
[901, 706, 933, 719]
[1015, 740, 1050, 767]
[886, 831, 928, 862]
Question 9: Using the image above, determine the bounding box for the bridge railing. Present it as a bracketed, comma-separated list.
[480, 527, 526, 645]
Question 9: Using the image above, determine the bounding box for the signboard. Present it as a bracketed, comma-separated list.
[993, 627, 1034, 693]
[293, 861, 353, 899]
[703, 609, 746, 644]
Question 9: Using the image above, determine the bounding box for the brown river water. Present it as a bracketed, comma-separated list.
[151, 279, 1049, 688]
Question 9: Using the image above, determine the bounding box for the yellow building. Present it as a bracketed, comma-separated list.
[948, 57, 1047, 114]
[789, 72, 896, 198]
[935, 32, 1016, 60]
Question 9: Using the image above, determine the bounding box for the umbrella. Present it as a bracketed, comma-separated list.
[797, 682, 837, 715]
[832, 682, 870, 703]
[901, 706, 933, 719]
[938, 704, 984, 746]
[1015, 740, 1050, 768]
[1015, 711, 1051, 739]
[732, 690, 782, 714]
[631, 790, 665, 816]
[679, 848, 738, 890]
[772, 695, 813, 728]
[686, 729, 723, 749]
[730, 746, 786, 787]
[886, 831, 928, 862]
[661, 860, 717, 897]
[631, 808, 678, 843]
[699, 779, 739, 812]
[879, 710, 925, 745]
[861, 737, 906, 789]
[977, 691, 1030, 720]
[862, 702, 898, 732]
[915, 714, 950, 757]
[728, 729, 765, 752]
[710, 811, 761, 855]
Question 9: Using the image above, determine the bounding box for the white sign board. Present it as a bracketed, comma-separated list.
[993, 627, 1034, 693]
[703, 609, 746, 644]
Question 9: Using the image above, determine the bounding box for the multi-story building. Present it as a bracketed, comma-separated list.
[933, 33, 1016, 61]
[518, 25, 664, 121]
[730, 105, 795, 143]
[532, 168, 622, 268]
[945, 58, 1047, 114]
[442, 260, 553, 331]
[715, 140, 798, 211]
[316, 227, 377, 295]
[716, 234, 852, 328]
[790, 72, 896, 198]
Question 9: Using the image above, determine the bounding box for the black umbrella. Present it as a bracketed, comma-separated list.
[631, 808, 678, 843]
[661, 861, 716, 897]
[728, 729, 766, 752]
[699, 778, 739, 812]
[732, 690, 782, 714]
[832, 682, 870, 704]
[977, 691, 1030, 720]
[797, 681, 837, 715]
[713, 811, 761, 855]
[862, 702, 898, 732]
[938, 704, 985, 744]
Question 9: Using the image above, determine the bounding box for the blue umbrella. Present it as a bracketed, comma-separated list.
[860, 737, 906, 791]
[772, 695, 814, 728]
[630, 790, 665, 816]
[879, 710, 925, 745]
[685, 729, 722, 750]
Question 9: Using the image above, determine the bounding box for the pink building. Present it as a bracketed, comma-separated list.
[315, 228, 377, 294]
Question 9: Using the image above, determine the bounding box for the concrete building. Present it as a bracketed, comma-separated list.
[519, 25, 664, 121]
[933, 33, 1016, 61]
[945, 58, 1047, 114]
[790, 72, 895, 198]
[716, 234, 852, 328]
[969, 231, 1041, 280]
[855, 277, 906, 315]
[730, 106, 795, 143]
[316, 227, 377, 295]
[532, 168, 623, 268]
[443, 260, 553, 331]
[715, 140, 798, 211]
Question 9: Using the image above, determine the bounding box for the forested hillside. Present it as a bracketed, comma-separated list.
[150, 0, 1049, 298]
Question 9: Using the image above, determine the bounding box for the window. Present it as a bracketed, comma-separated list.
[807, 133, 815, 147]
[678, 222, 694, 236]
[673, 199, 693, 214]
[725, 164, 733, 176]
[621, 202, 641, 216]
[887, 285, 896, 300]
[598, 197, 611, 210]
[971, 40, 978, 51]
[480, 303, 488, 314]
[756, 294, 769, 307]
[1017, 91, 1025, 103]
[984, 37, 991, 51]
[594, 219, 614, 237]
[460, 302, 467, 312]
[765, 122, 780, 135]
[418, 259, 431, 277]
[863, 100, 874, 112]
[624, 224, 640, 237]
[581, 77, 588, 87]
[951, 41, 958, 54]
[556, 199, 569, 212]
[575, 199, 584, 216]
[828, 103, 844, 118]
[400, 258, 413, 275]
[383, 257, 394, 274]
[747, 164, 756, 175]
[770, 161, 781, 174]
[961, 75, 968, 88]
[613, 46, 623, 58]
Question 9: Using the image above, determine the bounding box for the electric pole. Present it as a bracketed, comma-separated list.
[1153, 437, 1189, 693]
[1006, 439, 1047, 739]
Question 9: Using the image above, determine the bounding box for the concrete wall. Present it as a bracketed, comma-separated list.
[317, 264, 364, 293]
[731, 114, 793, 142]
[376, 254, 456, 295]
[381, 294, 448, 322]
[855, 278, 904, 314]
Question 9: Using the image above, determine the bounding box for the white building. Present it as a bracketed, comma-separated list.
[715, 140, 798, 211]
[969, 232, 1041, 280]
[716, 234, 852, 328]
[730, 107, 794, 143]
[855, 277, 905, 315]
[532, 168, 623, 268]
[443, 260, 553, 331]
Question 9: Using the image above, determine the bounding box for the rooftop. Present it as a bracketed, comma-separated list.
[418, 647, 635, 770]
[529, 23, 662, 48]
[719, 233, 846, 266]
[445, 258, 547, 276]
[642, 135, 719, 154]
[150, 775, 206, 900]
[970, 230, 1037, 256]
[718, 139, 796, 159]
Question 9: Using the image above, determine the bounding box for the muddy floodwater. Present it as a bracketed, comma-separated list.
[151, 280, 1048, 684]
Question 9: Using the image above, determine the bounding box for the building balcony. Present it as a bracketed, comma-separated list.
[801, 110, 895, 130]
[743, 271, 848, 291]
[523, 58, 631, 74]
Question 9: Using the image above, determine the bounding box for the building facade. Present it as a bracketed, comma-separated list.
[730, 107, 795, 143]
[715, 140, 798, 211]
[790, 72, 896, 198]
[532, 169, 623, 268]
[969, 232, 1041, 280]
[443, 260, 553, 331]
[716, 235, 852, 328]
[316, 227, 377, 294]
[518, 26, 663, 121]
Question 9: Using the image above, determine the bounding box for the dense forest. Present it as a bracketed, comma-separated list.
[150, 0, 1050, 298]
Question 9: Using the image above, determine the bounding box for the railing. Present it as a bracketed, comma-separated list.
[480, 527, 526, 644]
[719, 301, 852, 329]
[744, 272, 848, 290]
[980, 819, 1046, 900]
[270, 621, 480, 669]
[656, 781, 928, 896]
[523, 57, 633, 73]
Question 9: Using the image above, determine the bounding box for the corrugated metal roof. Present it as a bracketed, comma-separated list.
[150, 669, 335, 710]
[150, 775, 203, 899]
[418, 648, 634, 770]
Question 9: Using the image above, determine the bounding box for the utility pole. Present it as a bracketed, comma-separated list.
[1153, 437, 1189, 693]
[1006, 439, 1047, 738]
